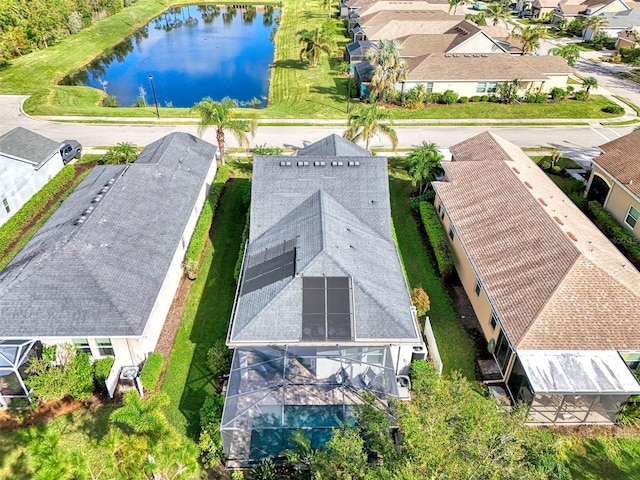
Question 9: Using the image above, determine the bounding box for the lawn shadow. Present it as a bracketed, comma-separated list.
[272, 59, 306, 70]
[177, 179, 249, 439]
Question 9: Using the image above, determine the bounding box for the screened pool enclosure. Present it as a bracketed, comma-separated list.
[221, 346, 400, 464]
[0, 339, 39, 407]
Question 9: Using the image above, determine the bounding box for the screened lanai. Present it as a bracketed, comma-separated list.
[221, 346, 400, 465]
[515, 351, 640, 425]
[0, 339, 39, 407]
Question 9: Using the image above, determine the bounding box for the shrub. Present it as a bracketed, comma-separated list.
[94, 357, 115, 384]
[207, 339, 233, 379]
[602, 104, 624, 114]
[524, 92, 548, 104]
[411, 288, 431, 317]
[69, 353, 95, 400]
[480, 95, 489, 102]
[439, 90, 459, 105]
[419, 202, 455, 280]
[200, 394, 225, 428]
[458, 96, 469, 104]
[183, 165, 231, 275]
[588, 201, 640, 263]
[140, 352, 163, 392]
[470, 95, 481, 102]
[102, 95, 119, 107]
[251, 144, 284, 155]
[199, 395, 225, 468]
[574, 90, 587, 101]
[550, 87, 565, 101]
[0, 165, 76, 266]
[488, 95, 500, 102]
[569, 192, 588, 211]
[234, 210, 251, 282]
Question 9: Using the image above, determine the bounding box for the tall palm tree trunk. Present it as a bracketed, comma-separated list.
[217, 128, 226, 165]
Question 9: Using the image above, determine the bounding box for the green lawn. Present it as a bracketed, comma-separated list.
[563, 436, 640, 480]
[389, 172, 476, 381]
[161, 178, 249, 437]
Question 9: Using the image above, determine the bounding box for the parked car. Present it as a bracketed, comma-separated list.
[519, 10, 534, 18]
[473, 1, 487, 10]
[60, 140, 82, 163]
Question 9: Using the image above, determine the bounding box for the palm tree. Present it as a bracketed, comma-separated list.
[191, 97, 257, 165]
[509, 25, 548, 55]
[343, 103, 398, 150]
[582, 15, 609, 40]
[407, 142, 444, 195]
[465, 12, 487, 26]
[103, 142, 138, 165]
[486, 3, 510, 27]
[298, 28, 333, 67]
[549, 43, 581, 67]
[582, 76, 598, 100]
[319, 0, 333, 18]
[281, 430, 322, 477]
[366, 39, 407, 102]
[448, 0, 467, 14]
[110, 391, 170, 441]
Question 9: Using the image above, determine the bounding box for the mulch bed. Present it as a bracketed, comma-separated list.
[0, 396, 100, 431]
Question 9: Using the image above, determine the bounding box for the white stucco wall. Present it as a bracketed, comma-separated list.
[0, 152, 64, 226]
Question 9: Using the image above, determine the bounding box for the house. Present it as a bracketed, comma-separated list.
[583, 8, 640, 39]
[551, 0, 631, 24]
[0, 132, 217, 406]
[585, 129, 640, 240]
[616, 26, 640, 48]
[221, 135, 427, 466]
[532, 0, 559, 19]
[350, 10, 464, 41]
[340, 0, 450, 19]
[432, 131, 640, 425]
[0, 127, 65, 227]
[354, 53, 570, 98]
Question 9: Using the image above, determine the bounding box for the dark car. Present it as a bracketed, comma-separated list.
[519, 10, 534, 18]
[60, 140, 82, 164]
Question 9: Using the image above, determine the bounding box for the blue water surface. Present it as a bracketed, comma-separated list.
[62, 5, 279, 108]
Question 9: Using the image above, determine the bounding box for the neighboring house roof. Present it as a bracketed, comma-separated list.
[602, 7, 640, 27]
[533, 0, 559, 8]
[403, 53, 567, 81]
[0, 127, 60, 166]
[297, 134, 372, 157]
[346, 40, 378, 58]
[592, 129, 640, 198]
[356, 10, 464, 39]
[346, 0, 450, 16]
[0, 132, 216, 338]
[228, 149, 419, 345]
[433, 131, 640, 351]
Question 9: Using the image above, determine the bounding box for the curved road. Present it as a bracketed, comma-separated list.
[0, 95, 635, 153]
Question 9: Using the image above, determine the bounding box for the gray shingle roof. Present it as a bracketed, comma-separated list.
[297, 134, 372, 157]
[0, 127, 60, 165]
[229, 148, 419, 345]
[0, 132, 216, 337]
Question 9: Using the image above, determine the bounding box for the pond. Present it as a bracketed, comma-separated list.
[61, 5, 280, 108]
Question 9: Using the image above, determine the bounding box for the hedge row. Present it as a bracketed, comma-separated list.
[419, 201, 455, 280]
[184, 165, 231, 274]
[587, 201, 640, 263]
[233, 210, 251, 283]
[0, 164, 76, 260]
[140, 352, 163, 392]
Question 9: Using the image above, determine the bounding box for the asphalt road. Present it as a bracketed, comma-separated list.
[0, 95, 635, 152]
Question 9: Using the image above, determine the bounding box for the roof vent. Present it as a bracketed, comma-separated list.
[314, 161, 326, 166]
[524, 181, 533, 189]
[554, 216, 564, 225]
[444, 54, 451, 57]
[473, 54, 480, 57]
[567, 232, 578, 242]
[100, 186, 109, 194]
[107, 178, 116, 185]
[512, 167, 520, 174]
[538, 198, 547, 206]
[296, 161, 310, 167]
[464, 54, 471, 57]
[92, 194, 103, 203]
[279, 161, 291, 166]
[481, 54, 488, 57]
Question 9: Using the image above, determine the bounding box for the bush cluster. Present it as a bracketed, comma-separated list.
[139, 352, 163, 392]
[233, 210, 251, 283]
[207, 339, 233, 379]
[587, 201, 640, 263]
[419, 202, 455, 280]
[94, 357, 115, 385]
[184, 165, 231, 276]
[0, 165, 76, 263]
[601, 104, 624, 114]
[199, 394, 226, 468]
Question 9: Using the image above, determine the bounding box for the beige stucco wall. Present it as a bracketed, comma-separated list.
[400, 78, 564, 97]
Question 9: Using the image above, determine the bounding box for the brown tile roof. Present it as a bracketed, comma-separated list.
[405, 53, 553, 81]
[358, 8, 453, 25]
[398, 34, 461, 55]
[433, 132, 640, 351]
[593, 129, 640, 198]
[357, 10, 465, 38]
[518, 55, 572, 74]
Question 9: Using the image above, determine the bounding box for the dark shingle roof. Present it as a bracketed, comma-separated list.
[229, 146, 420, 345]
[0, 127, 60, 165]
[297, 134, 372, 157]
[0, 132, 216, 337]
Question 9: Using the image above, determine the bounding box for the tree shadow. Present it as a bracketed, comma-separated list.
[273, 59, 306, 70]
[227, 158, 253, 175]
[178, 179, 249, 439]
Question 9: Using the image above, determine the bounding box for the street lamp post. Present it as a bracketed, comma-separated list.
[148, 75, 160, 118]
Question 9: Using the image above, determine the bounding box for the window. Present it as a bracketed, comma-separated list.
[494, 330, 512, 374]
[96, 338, 114, 357]
[475, 279, 482, 296]
[449, 225, 455, 240]
[425, 82, 434, 93]
[72, 338, 91, 354]
[624, 353, 640, 371]
[625, 206, 639, 228]
[2, 198, 9, 214]
[476, 81, 497, 93]
[490, 312, 498, 330]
